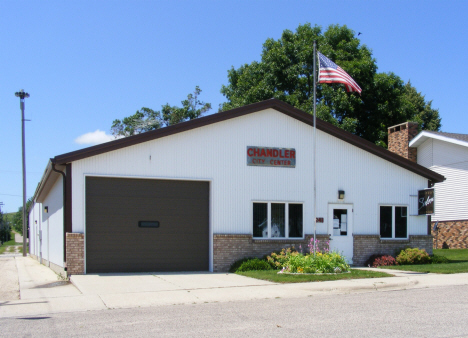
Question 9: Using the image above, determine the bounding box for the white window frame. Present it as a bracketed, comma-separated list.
[379, 204, 408, 239]
[252, 201, 304, 239]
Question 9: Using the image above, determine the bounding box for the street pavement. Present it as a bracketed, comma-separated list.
[1, 255, 468, 318]
[3, 285, 468, 337]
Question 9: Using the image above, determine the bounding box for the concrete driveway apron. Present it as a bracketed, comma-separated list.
[70, 272, 274, 309]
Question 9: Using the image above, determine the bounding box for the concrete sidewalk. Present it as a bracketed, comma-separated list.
[1, 256, 468, 318]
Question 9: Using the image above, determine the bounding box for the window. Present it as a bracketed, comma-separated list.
[253, 202, 303, 238]
[380, 206, 407, 239]
[332, 208, 348, 236]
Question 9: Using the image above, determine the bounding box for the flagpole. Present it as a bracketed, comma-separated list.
[313, 40, 317, 255]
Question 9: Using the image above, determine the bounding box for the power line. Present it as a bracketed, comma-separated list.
[0, 170, 43, 174]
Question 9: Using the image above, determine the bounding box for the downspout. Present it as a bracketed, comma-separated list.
[51, 160, 67, 264]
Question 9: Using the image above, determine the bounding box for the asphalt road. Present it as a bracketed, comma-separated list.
[2, 285, 468, 337]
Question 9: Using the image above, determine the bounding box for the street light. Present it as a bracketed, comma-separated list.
[15, 89, 29, 257]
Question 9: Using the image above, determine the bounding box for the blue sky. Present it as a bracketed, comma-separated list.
[1, 1, 467, 213]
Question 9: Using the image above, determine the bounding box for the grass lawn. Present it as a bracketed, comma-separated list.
[237, 269, 392, 283]
[382, 249, 468, 274]
[0, 232, 24, 254]
[433, 249, 468, 261]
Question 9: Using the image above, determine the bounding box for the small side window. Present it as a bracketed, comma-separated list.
[380, 205, 407, 239]
[138, 221, 160, 228]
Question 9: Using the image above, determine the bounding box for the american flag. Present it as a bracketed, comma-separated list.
[318, 52, 362, 94]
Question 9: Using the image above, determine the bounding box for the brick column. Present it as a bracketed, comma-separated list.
[388, 122, 418, 162]
[66, 232, 84, 275]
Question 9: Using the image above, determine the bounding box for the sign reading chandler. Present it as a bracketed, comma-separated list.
[418, 188, 435, 215]
[247, 146, 296, 168]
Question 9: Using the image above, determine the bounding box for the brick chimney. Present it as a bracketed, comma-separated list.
[388, 122, 418, 163]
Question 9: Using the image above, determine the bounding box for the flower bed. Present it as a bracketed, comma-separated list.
[230, 238, 350, 274]
[267, 238, 350, 274]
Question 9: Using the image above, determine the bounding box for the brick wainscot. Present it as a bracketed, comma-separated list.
[213, 234, 330, 272]
[353, 235, 433, 266]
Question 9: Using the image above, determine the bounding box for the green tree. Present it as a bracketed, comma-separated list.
[12, 198, 32, 236]
[0, 207, 11, 244]
[220, 24, 441, 147]
[402, 81, 442, 132]
[111, 86, 211, 137]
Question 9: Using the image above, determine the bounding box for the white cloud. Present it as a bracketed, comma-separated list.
[74, 129, 115, 145]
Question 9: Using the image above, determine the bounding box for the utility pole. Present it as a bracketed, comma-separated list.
[15, 89, 30, 257]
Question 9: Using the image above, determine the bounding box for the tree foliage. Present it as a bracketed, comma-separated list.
[402, 81, 441, 132]
[13, 198, 32, 236]
[111, 86, 211, 137]
[220, 24, 441, 147]
[0, 207, 11, 243]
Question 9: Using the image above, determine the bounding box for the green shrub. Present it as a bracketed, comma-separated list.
[431, 254, 450, 264]
[396, 248, 431, 265]
[229, 257, 255, 273]
[236, 258, 273, 272]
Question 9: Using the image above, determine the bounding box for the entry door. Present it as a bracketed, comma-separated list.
[328, 204, 353, 264]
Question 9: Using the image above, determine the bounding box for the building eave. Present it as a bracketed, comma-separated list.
[410, 131, 468, 148]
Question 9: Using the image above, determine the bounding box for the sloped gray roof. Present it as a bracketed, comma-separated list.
[424, 131, 468, 143]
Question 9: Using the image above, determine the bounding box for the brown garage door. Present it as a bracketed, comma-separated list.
[85, 177, 209, 273]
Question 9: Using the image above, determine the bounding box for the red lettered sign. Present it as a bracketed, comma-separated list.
[247, 146, 296, 168]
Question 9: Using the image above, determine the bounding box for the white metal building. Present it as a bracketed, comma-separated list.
[28, 99, 444, 275]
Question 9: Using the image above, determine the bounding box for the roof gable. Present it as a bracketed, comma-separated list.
[52, 99, 444, 183]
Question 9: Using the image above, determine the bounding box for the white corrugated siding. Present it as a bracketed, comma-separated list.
[29, 202, 41, 257]
[71, 108, 428, 238]
[423, 139, 468, 221]
[417, 139, 433, 168]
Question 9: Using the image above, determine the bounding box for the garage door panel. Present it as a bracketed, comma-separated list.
[86, 208, 208, 224]
[86, 180, 208, 199]
[87, 233, 208, 249]
[86, 177, 209, 273]
[90, 245, 209, 260]
[86, 202, 208, 217]
[89, 261, 206, 273]
[86, 219, 209, 235]
[87, 195, 209, 208]
[88, 224, 209, 234]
